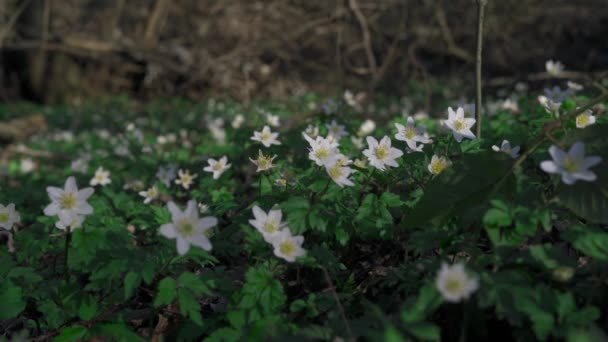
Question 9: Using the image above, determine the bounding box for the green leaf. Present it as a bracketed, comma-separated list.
[570, 230, 608, 261]
[89, 323, 145, 341]
[54, 326, 88, 342]
[178, 288, 203, 325]
[124, 272, 141, 300]
[384, 326, 406, 342]
[78, 297, 98, 321]
[483, 208, 512, 227]
[0, 281, 26, 320]
[401, 283, 442, 323]
[154, 277, 177, 307]
[178, 272, 212, 296]
[406, 152, 513, 228]
[406, 321, 441, 341]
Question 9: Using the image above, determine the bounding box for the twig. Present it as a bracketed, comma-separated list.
[144, 0, 170, 45]
[322, 267, 354, 341]
[474, 0, 488, 138]
[433, 3, 474, 63]
[348, 0, 378, 81]
[0, 0, 34, 48]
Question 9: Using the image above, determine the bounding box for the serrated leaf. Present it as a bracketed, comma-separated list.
[154, 277, 177, 307]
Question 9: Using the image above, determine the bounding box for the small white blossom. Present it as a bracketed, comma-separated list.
[156, 164, 178, 187]
[250, 150, 277, 172]
[362, 136, 403, 171]
[325, 158, 356, 188]
[492, 140, 520, 159]
[436, 262, 479, 303]
[350, 136, 364, 149]
[55, 211, 85, 231]
[304, 124, 320, 139]
[575, 110, 596, 129]
[326, 120, 348, 141]
[203, 156, 231, 180]
[231, 114, 245, 129]
[198, 203, 209, 214]
[160, 200, 217, 255]
[303, 133, 341, 167]
[394, 117, 432, 152]
[71, 156, 90, 174]
[540, 142, 602, 185]
[357, 119, 376, 137]
[139, 186, 159, 204]
[175, 169, 197, 190]
[249, 205, 286, 243]
[428, 155, 451, 175]
[546, 60, 564, 76]
[0, 204, 20, 230]
[444, 107, 476, 142]
[251, 125, 281, 147]
[20, 158, 36, 174]
[90, 167, 111, 187]
[44, 176, 94, 219]
[266, 113, 280, 127]
[567, 81, 583, 91]
[271, 228, 306, 263]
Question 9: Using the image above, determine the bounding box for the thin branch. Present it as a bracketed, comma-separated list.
[474, 0, 488, 138]
[348, 0, 378, 81]
[0, 0, 34, 48]
[322, 267, 354, 341]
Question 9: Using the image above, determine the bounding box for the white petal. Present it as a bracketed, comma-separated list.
[185, 200, 198, 220]
[167, 202, 182, 221]
[198, 216, 218, 231]
[65, 176, 78, 193]
[562, 173, 578, 185]
[366, 136, 378, 148]
[47, 187, 64, 201]
[44, 203, 61, 216]
[540, 161, 559, 174]
[583, 156, 602, 169]
[78, 187, 94, 200]
[573, 170, 597, 182]
[189, 235, 212, 251]
[75, 203, 93, 215]
[176, 237, 190, 255]
[252, 206, 267, 222]
[548, 145, 566, 164]
[568, 142, 585, 158]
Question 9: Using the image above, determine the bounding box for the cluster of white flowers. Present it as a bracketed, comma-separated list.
[303, 133, 355, 187]
[249, 206, 305, 262]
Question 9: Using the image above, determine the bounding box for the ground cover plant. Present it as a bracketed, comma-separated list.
[1, 70, 608, 341]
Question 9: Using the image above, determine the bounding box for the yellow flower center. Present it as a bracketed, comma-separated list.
[576, 114, 589, 127]
[563, 157, 582, 173]
[279, 240, 296, 256]
[60, 193, 77, 209]
[454, 119, 466, 131]
[431, 159, 448, 174]
[213, 162, 224, 171]
[445, 277, 464, 294]
[405, 127, 417, 139]
[261, 132, 272, 141]
[0, 213, 9, 223]
[204, 228, 214, 238]
[315, 147, 330, 160]
[178, 219, 195, 236]
[328, 165, 344, 180]
[375, 145, 390, 160]
[264, 220, 279, 234]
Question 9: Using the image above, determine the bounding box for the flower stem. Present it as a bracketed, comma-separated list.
[474, 0, 488, 138]
[64, 226, 72, 279]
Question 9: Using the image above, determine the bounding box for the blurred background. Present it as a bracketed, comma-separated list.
[0, 0, 607, 105]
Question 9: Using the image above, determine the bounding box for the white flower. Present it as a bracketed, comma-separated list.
[271, 228, 306, 263]
[325, 158, 356, 187]
[250, 150, 277, 172]
[540, 142, 602, 185]
[357, 119, 376, 137]
[304, 124, 320, 139]
[20, 158, 36, 173]
[545, 60, 564, 76]
[303, 133, 341, 167]
[501, 98, 520, 114]
[251, 125, 281, 147]
[231, 114, 245, 129]
[567, 81, 583, 91]
[44, 176, 94, 219]
[156, 164, 178, 187]
[139, 186, 159, 204]
[436, 262, 479, 303]
[249, 205, 285, 243]
[55, 211, 85, 231]
[575, 111, 596, 129]
[428, 155, 452, 175]
[351, 136, 364, 149]
[71, 156, 90, 174]
[362, 136, 403, 171]
[175, 169, 197, 190]
[0, 203, 20, 230]
[198, 203, 209, 214]
[326, 120, 348, 141]
[266, 113, 280, 127]
[444, 107, 476, 142]
[203, 156, 231, 180]
[492, 140, 520, 159]
[90, 167, 111, 187]
[395, 117, 432, 152]
[160, 200, 217, 255]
